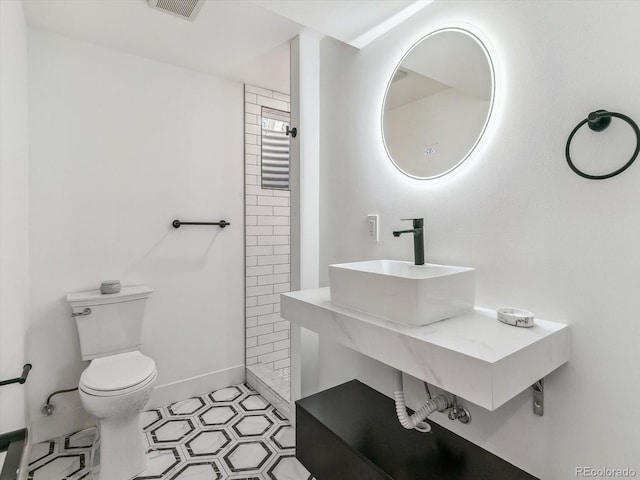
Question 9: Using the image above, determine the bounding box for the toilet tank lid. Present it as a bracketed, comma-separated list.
[67, 285, 153, 307]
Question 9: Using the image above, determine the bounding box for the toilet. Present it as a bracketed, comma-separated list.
[67, 285, 157, 480]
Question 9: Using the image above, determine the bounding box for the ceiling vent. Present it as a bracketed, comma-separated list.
[147, 0, 205, 21]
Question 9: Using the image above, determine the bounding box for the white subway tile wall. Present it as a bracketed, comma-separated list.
[245, 84, 291, 375]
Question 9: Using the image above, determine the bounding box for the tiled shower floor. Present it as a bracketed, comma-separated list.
[246, 365, 290, 402]
[27, 384, 313, 480]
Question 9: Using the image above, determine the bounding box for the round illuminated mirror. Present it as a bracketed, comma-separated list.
[382, 28, 494, 179]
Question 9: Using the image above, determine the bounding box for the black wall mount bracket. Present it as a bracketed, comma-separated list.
[285, 126, 297, 138]
[532, 379, 544, 416]
[566, 109, 640, 180]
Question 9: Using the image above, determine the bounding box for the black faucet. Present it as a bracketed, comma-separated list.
[392, 218, 425, 265]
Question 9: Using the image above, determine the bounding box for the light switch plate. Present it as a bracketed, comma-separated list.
[367, 214, 378, 242]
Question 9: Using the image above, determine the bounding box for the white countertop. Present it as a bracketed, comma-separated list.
[281, 287, 570, 410]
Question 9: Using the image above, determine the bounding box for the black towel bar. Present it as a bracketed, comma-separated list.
[172, 219, 230, 229]
[0, 364, 32, 387]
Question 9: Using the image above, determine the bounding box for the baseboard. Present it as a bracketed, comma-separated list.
[30, 365, 245, 443]
[147, 364, 245, 409]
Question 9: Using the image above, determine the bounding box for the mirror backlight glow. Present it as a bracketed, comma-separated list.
[382, 27, 495, 180]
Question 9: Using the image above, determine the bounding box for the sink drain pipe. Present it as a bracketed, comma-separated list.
[393, 369, 452, 433]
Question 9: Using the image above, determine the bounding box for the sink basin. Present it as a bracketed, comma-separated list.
[328, 260, 475, 326]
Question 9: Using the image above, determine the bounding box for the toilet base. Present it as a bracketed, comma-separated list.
[96, 413, 147, 480]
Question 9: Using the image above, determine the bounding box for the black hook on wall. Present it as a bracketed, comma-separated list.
[285, 126, 297, 138]
[565, 110, 640, 180]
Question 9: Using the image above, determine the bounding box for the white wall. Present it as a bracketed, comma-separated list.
[27, 30, 245, 440]
[290, 31, 322, 407]
[0, 0, 30, 433]
[318, 1, 640, 478]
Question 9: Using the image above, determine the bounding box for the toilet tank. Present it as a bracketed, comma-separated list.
[66, 285, 153, 360]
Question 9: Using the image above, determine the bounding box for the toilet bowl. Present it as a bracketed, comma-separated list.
[79, 351, 157, 480]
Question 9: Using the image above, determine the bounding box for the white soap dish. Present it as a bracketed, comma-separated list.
[497, 307, 534, 327]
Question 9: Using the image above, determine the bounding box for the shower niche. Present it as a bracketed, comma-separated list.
[244, 84, 292, 417]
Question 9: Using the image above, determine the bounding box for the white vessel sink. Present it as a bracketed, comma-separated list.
[328, 260, 475, 326]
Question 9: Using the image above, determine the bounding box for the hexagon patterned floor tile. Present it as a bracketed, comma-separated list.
[142, 409, 165, 430]
[198, 405, 239, 428]
[232, 415, 274, 438]
[185, 430, 231, 457]
[136, 448, 182, 479]
[270, 426, 295, 451]
[27, 384, 313, 480]
[150, 418, 196, 444]
[167, 397, 206, 417]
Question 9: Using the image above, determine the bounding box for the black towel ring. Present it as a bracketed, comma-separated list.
[565, 110, 640, 180]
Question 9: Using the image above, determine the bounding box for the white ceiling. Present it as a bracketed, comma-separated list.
[22, 0, 431, 94]
[253, 0, 431, 49]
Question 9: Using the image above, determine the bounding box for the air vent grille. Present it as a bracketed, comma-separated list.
[148, 0, 204, 21]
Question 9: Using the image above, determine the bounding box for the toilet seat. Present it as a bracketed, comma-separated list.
[80, 351, 157, 397]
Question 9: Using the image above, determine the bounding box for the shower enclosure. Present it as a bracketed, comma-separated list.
[244, 84, 292, 417]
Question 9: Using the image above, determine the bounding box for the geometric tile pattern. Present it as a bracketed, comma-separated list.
[232, 415, 274, 438]
[28, 384, 313, 480]
[199, 405, 239, 427]
[150, 419, 196, 444]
